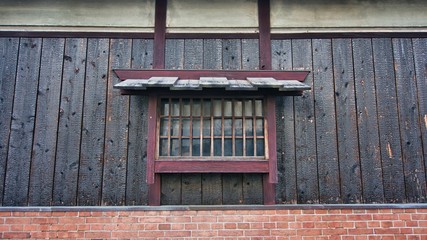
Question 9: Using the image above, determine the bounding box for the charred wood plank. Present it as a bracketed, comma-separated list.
[393, 38, 426, 202]
[0, 37, 19, 206]
[77, 38, 109, 206]
[4, 38, 41, 206]
[313, 39, 340, 203]
[102, 39, 131, 205]
[372, 38, 406, 203]
[29, 38, 65, 206]
[53, 38, 87, 206]
[352, 38, 385, 203]
[333, 38, 362, 203]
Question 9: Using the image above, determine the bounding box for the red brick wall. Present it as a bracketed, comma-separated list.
[0, 208, 426, 239]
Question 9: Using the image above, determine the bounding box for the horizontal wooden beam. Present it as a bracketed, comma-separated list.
[114, 69, 310, 81]
[155, 160, 269, 173]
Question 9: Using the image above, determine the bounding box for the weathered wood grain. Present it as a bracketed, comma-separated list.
[222, 173, 243, 204]
[0, 38, 19, 206]
[243, 173, 263, 204]
[102, 39, 131, 205]
[292, 39, 318, 203]
[165, 39, 184, 69]
[126, 39, 153, 205]
[4, 38, 41, 206]
[412, 38, 427, 187]
[352, 38, 384, 203]
[29, 38, 65, 206]
[182, 173, 202, 204]
[242, 39, 259, 70]
[202, 174, 222, 204]
[161, 174, 182, 205]
[184, 39, 203, 70]
[393, 38, 426, 202]
[53, 38, 87, 206]
[333, 38, 362, 203]
[77, 38, 109, 206]
[372, 38, 406, 202]
[312, 39, 340, 203]
[203, 39, 222, 70]
[271, 39, 297, 204]
[223, 39, 242, 70]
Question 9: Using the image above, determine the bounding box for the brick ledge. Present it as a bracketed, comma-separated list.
[0, 203, 426, 212]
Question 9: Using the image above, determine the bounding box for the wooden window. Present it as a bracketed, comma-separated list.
[157, 97, 267, 159]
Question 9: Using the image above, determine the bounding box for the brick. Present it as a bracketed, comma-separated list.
[192, 215, 216, 222]
[85, 217, 112, 223]
[347, 228, 374, 235]
[58, 217, 85, 224]
[191, 230, 218, 237]
[10, 225, 24, 231]
[185, 223, 198, 230]
[244, 229, 271, 236]
[270, 215, 295, 222]
[166, 216, 192, 223]
[138, 231, 165, 238]
[238, 223, 250, 229]
[5, 218, 31, 224]
[85, 232, 112, 238]
[140, 216, 165, 223]
[413, 228, 427, 234]
[347, 214, 373, 221]
[57, 232, 85, 238]
[218, 230, 244, 236]
[374, 228, 401, 234]
[297, 229, 322, 236]
[3, 232, 31, 239]
[159, 224, 171, 230]
[30, 231, 58, 239]
[302, 222, 315, 228]
[263, 222, 276, 229]
[372, 214, 398, 220]
[297, 214, 322, 221]
[399, 227, 414, 234]
[321, 215, 345, 221]
[31, 217, 58, 224]
[322, 228, 347, 235]
[270, 229, 297, 236]
[412, 214, 427, 220]
[224, 223, 237, 229]
[163, 230, 191, 237]
[171, 223, 185, 230]
[0, 212, 11, 217]
[112, 231, 140, 238]
[217, 215, 243, 222]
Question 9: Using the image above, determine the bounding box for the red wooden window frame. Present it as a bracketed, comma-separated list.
[146, 93, 278, 205]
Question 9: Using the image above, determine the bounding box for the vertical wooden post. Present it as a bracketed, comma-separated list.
[147, 94, 160, 205]
[258, 0, 272, 70]
[148, 0, 168, 205]
[153, 0, 167, 69]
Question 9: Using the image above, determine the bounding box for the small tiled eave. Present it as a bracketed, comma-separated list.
[113, 69, 310, 95]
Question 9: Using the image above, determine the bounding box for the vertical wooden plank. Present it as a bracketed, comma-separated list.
[184, 39, 203, 70]
[53, 38, 87, 206]
[242, 39, 259, 70]
[352, 38, 385, 203]
[181, 39, 204, 204]
[243, 174, 263, 204]
[222, 173, 243, 204]
[332, 39, 362, 203]
[393, 38, 426, 202]
[372, 38, 405, 202]
[202, 174, 222, 204]
[292, 39, 318, 204]
[161, 174, 182, 205]
[412, 38, 427, 186]
[29, 38, 65, 206]
[4, 38, 42, 206]
[312, 39, 340, 203]
[203, 39, 222, 70]
[0, 37, 19, 206]
[223, 39, 242, 70]
[153, 0, 166, 69]
[126, 39, 153, 205]
[258, 0, 271, 70]
[102, 39, 131, 205]
[202, 39, 223, 205]
[271, 39, 297, 204]
[77, 38, 109, 206]
[182, 173, 202, 204]
[165, 39, 184, 69]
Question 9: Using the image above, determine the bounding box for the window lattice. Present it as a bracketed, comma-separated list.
[158, 97, 266, 159]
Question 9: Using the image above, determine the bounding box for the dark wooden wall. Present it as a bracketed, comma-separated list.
[0, 37, 426, 206]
